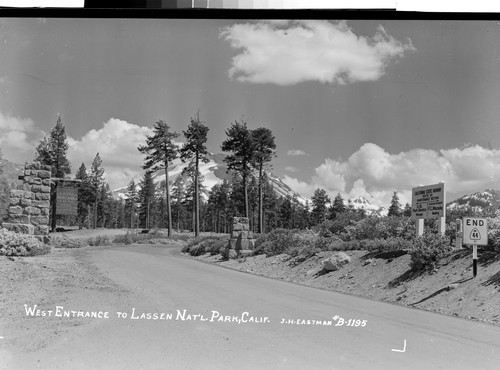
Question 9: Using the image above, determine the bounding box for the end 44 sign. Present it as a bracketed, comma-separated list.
[462, 217, 488, 246]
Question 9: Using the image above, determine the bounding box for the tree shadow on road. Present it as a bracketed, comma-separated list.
[387, 268, 423, 288]
[408, 277, 473, 306]
[482, 271, 500, 289]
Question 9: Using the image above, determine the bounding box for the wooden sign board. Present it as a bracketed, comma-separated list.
[56, 187, 78, 216]
[411, 183, 444, 220]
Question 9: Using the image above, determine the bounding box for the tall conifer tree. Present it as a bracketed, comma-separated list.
[138, 120, 179, 237]
[251, 127, 276, 233]
[221, 119, 253, 219]
[180, 113, 209, 237]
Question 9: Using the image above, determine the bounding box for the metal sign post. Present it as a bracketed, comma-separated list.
[462, 217, 488, 278]
[473, 245, 478, 278]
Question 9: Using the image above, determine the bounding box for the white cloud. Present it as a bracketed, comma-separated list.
[282, 175, 317, 199]
[67, 118, 154, 190]
[283, 143, 500, 207]
[284, 166, 298, 173]
[220, 20, 415, 86]
[0, 111, 39, 162]
[287, 149, 307, 156]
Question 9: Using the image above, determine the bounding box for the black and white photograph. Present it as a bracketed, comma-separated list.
[1, 5, 500, 369]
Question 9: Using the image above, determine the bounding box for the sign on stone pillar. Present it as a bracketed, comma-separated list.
[56, 186, 78, 215]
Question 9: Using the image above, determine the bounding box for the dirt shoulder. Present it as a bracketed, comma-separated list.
[196, 248, 500, 326]
[0, 245, 130, 357]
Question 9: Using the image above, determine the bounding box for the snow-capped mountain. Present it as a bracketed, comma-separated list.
[112, 152, 307, 204]
[349, 196, 386, 216]
[447, 189, 500, 214]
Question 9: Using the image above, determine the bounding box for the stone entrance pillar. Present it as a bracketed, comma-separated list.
[2, 162, 51, 242]
[224, 217, 256, 259]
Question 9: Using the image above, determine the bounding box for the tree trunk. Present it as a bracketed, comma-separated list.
[258, 163, 263, 234]
[194, 152, 200, 237]
[243, 173, 249, 219]
[164, 162, 172, 237]
[50, 184, 57, 232]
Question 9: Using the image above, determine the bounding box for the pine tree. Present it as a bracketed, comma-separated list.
[311, 188, 331, 226]
[89, 153, 105, 229]
[171, 175, 187, 232]
[329, 193, 346, 220]
[138, 121, 179, 237]
[403, 203, 412, 217]
[262, 175, 279, 232]
[124, 180, 138, 229]
[0, 148, 10, 222]
[179, 113, 209, 237]
[279, 195, 293, 229]
[182, 163, 207, 233]
[221, 119, 254, 219]
[138, 171, 156, 229]
[75, 163, 94, 228]
[34, 116, 72, 231]
[388, 191, 402, 217]
[251, 127, 276, 233]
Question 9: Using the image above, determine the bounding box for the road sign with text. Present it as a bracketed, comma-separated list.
[463, 217, 488, 246]
[411, 183, 444, 220]
[56, 187, 78, 216]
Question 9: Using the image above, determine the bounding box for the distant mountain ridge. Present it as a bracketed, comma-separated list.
[447, 189, 500, 215]
[112, 152, 308, 205]
[349, 196, 387, 216]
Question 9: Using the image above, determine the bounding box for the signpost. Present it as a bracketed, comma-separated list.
[462, 217, 488, 278]
[56, 186, 78, 216]
[411, 182, 445, 236]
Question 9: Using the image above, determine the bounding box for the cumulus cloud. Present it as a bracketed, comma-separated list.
[283, 143, 500, 207]
[67, 118, 154, 190]
[0, 111, 39, 162]
[220, 20, 415, 86]
[287, 149, 307, 156]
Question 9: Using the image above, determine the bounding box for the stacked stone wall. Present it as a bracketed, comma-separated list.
[2, 162, 51, 240]
[224, 217, 256, 258]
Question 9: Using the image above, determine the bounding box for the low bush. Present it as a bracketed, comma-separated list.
[409, 232, 451, 271]
[0, 230, 51, 257]
[50, 235, 87, 249]
[88, 235, 110, 246]
[182, 234, 230, 256]
[254, 228, 296, 256]
[113, 231, 137, 245]
[488, 228, 500, 252]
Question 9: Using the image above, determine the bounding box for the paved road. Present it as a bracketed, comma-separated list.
[10, 245, 500, 369]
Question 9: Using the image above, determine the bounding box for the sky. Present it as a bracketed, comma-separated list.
[2, 16, 500, 207]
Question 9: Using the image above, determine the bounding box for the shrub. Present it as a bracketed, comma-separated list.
[254, 228, 296, 256]
[409, 232, 451, 271]
[346, 216, 416, 241]
[50, 235, 87, 249]
[181, 234, 230, 256]
[314, 215, 353, 239]
[113, 231, 136, 245]
[488, 228, 500, 252]
[0, 230, 51, 256]
[88, 235, 110, 247]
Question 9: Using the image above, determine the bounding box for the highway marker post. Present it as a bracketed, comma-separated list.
[455, 218, 462, 250]
[462, 217, 488, 278]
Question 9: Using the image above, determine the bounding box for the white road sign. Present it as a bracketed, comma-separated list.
[411, 183, 445, 220]
[463, 217, 488, 246]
